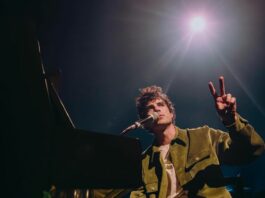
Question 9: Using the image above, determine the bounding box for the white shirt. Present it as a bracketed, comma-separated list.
[159, 144, 179, 198]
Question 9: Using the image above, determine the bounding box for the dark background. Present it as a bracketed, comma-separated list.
[2, 0, 265, 197]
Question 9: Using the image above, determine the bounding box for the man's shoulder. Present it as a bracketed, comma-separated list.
[186, 125, 210, 131]
[182, 125, 213, 140]
[178, 125, 210, 134]
[174, 126, 212, 144]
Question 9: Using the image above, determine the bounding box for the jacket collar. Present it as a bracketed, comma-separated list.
[150, 126, 187, 163]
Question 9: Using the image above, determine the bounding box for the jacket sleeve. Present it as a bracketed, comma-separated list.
[209, 114, 265, 165]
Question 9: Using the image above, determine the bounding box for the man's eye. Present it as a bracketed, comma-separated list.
[146, 105, 153, 109]
[158, 102, 165, 106]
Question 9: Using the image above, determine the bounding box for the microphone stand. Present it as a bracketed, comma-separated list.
[120, 113, 158, 135]
[120, 122, 141, 136]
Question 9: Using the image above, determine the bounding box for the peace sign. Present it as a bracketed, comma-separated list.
[208, 76, 237, 124]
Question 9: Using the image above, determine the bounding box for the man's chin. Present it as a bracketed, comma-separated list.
[156, 120, 172, 125]
[150, 122, 171, 130]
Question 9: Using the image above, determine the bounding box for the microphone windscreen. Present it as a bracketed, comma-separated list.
[151, 112, 159, 121]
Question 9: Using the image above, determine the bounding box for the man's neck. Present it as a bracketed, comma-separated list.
[153, 123, 176, 146]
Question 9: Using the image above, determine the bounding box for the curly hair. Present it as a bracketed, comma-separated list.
[136, 85, 176, 123]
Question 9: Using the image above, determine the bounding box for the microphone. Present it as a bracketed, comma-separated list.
[120, 112, 159, 135]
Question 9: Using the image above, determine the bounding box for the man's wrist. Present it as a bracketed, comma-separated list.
[220, 112, 237, 127]
[223, 113, 247, 132]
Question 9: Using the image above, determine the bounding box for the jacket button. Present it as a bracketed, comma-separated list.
[195, 157, 200, 161]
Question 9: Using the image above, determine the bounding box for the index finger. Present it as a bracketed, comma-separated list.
[208, 81, 218, 99]
[219, 76, 225, 96]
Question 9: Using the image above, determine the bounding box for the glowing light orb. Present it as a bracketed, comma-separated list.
[190, 16, 206, 33]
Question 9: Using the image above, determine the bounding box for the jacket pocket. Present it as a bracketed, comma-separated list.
[185, 150, 211, 177]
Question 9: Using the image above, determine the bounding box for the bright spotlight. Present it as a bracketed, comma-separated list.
[190, 16, 206, 33]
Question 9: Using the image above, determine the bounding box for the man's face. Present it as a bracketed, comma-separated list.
[146, 98, 174, 127]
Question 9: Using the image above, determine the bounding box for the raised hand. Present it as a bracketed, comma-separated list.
[208, 76, 237, 124]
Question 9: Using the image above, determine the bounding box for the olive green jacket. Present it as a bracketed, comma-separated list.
[93, 116, 264, 198]
[130, 116, 264, 198]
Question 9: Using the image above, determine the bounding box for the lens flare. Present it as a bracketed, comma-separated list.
[190, 16, 206, 33]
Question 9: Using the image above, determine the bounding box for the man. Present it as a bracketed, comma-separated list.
[93, 76, 264, 198]
[129, 76, 264, 198]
